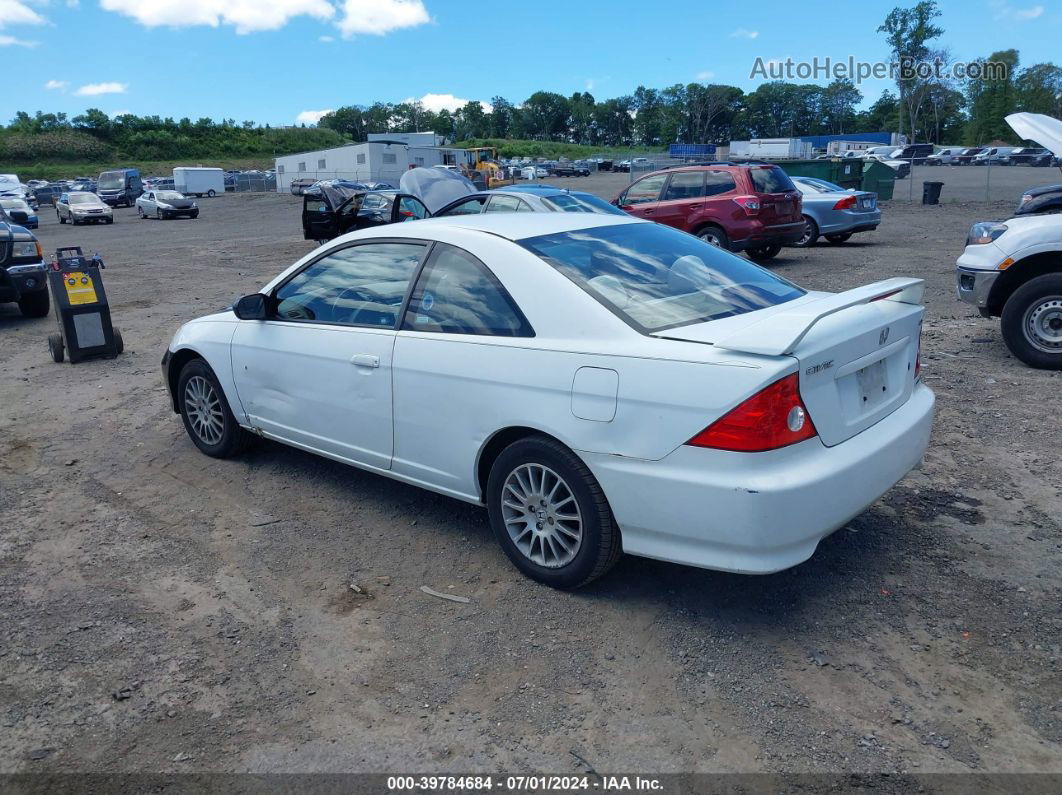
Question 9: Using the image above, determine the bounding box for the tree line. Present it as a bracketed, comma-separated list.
[4, 0, 1060, 164]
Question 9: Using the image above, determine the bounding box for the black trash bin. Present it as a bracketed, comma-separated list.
[922, 181, 944, 205]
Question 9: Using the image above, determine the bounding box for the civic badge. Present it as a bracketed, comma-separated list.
[879, 327, 891, 345]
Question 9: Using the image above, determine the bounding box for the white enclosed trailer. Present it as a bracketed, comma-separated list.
[173, 167, 225, 197]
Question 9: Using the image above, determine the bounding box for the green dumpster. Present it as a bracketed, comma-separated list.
[776, 159, 863, 190]
[860, 160, 896, 201]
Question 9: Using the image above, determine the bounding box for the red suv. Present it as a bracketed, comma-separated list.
[611, 163, 804, 261]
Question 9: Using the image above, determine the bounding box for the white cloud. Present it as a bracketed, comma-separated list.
[109, 109, 131, 117]
[1015, 4, 1044, 19]
[729, 27, 758, 39]
[0, 33, 36, 45]
[404, 92, 491, 113]
[295, 109, 334, 124]
[99, 0, 335, 34]
[318, 34, 334, 41]
[44, 79, 68, 90]
[75, 82, 128, 96]
[585, 79, 594, 90]
[336, 0, 428, 37]
[696, 70, 715, 81]
[0, 0, 46, 28]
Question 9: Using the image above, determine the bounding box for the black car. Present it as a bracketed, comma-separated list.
[0, 210, 49, 317]
[302, 184, 430, 242]
[890, 143, 935, 164]
[549, 163, 591, 177]
[1003, 147, 1053, 166]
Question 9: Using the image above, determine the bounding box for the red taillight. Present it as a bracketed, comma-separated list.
[733, 195, 760, 216]
[832, 195, 857, 210]
[685, 373, 817, 452]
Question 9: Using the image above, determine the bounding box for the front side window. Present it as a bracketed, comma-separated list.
[519, 222, 804, 333]
[398, 196, 428, 220]
[663, 171, 705, 201]
[438, 196, 486, 216]
[620, 174, 666, 205]
[274, 242, 425, 328]
[402, 244, 533, 337]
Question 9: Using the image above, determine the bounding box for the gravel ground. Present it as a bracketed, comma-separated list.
[0, 193, 1059, 781]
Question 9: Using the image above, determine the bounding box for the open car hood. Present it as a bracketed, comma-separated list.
[1006, 112, 1062, 156]
[399, 167, 476, 214]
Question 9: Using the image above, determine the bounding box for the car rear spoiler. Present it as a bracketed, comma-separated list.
[713, 278, 925, 356]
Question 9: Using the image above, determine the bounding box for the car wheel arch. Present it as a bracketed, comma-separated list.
[475, 426, 582, 503]
[987, 252, 1062, 316]
[167, 348, 206, 412]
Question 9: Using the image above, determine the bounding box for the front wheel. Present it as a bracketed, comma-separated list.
[793, 215, 818, 247]
[156, 208, 164, 220]
[207, 189, 216, 198]
[58, 213, 65, 224]
[825, 233, 853, 244]
[747, 243, 782, 262]
[1000, 274, 1062, 370]
[138, 206, 146, 219]
[18, 290, 50, 318]
[486, 436, 622, 588]
[177, 359, 251, 457]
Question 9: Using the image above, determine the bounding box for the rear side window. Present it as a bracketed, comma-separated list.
[663, 171, 705, 201]
[402, 244, 533, 337]
[749, 166, 796, 194]
[485, 194, 524, 213]
[704, 171, 737, 197]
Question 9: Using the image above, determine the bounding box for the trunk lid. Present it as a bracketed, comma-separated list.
[654, 278, 924, 447]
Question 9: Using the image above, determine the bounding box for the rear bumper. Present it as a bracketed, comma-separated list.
[731, 220, 805, 250]
[582, 384, 935, 574]
[818, 209, 881, 236]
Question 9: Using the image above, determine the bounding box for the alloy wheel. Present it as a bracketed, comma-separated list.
[183, 376, 225, 445]
[501, 463, 583, 568]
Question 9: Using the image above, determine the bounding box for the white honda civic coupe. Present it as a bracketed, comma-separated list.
[162, 213, 935, 588]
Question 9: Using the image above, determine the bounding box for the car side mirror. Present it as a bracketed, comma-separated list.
[233, 293, 268, 320]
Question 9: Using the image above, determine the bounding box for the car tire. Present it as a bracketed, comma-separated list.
[207, 189, 216, 198]
[18, 290, 50, 318]
[177, 358, 251, 458]
[747, 243, 782, 262]
[486, 435, 622, 589]
[191, 211, 199, 219]
[48, 333, 65, 363]
[1000, 274, 1062, 370]
[58, 213, 65, 224]
[793, 215, 818, 247]
[105, 217, 114, 225]
[695, 225, 729, 250]
[156, 209, 164, 220]
[138, 207, 146, 219]
[825, 233, 853, 244]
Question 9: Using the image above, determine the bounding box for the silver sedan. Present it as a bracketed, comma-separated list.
[790, 177, 881, 247]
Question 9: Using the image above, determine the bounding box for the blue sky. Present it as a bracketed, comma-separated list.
[2, 0, 1056, 126]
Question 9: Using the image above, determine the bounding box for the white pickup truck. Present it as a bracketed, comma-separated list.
[956, 112, 1062, 369]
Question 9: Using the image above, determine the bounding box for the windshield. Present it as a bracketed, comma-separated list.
[98, 173, 123, 190]
[542, 193, 626, 215]
[0, 199, 28, 210]
[156, 191, 185, 201]
[69, 193, 98, 205]
[749, 166, 796, 194]
[519, 222, 805, 333]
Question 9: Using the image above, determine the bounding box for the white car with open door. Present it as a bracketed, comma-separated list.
[162, 214, 934, 588]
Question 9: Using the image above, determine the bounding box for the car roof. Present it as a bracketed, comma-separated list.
[383, 210, 641, 241]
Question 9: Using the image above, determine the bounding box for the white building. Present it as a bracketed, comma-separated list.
[274, 139, 463, 192]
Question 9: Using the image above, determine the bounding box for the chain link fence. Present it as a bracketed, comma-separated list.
[884, 158, 1060, 203]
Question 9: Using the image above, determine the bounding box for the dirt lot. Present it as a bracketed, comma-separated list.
[1, 192, 1059, 781]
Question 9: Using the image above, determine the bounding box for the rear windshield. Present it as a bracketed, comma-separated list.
[518, 222, 804, 333]
[542, 193, 626, 215]
[749, 166, 796, 194]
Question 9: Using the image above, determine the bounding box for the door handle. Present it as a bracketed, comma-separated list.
[350, 354, 379, 368]
[642, 208, 654, 214]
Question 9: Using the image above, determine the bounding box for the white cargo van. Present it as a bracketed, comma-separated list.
[173, 167, 224, 198]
